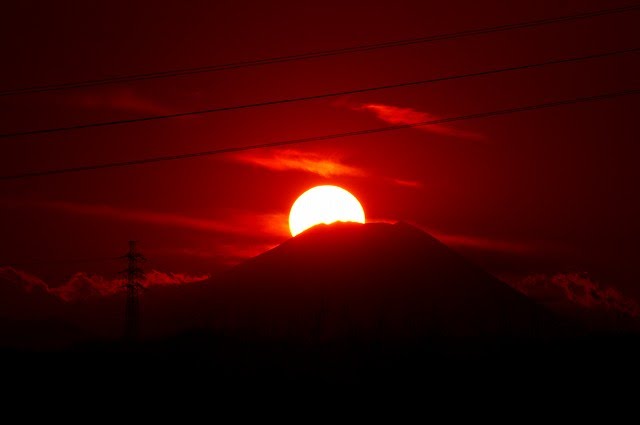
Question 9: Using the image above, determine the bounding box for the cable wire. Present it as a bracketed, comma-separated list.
[1, 3, 638, 97]
[1, 89, 636, 181]
[1, 47, 637, 139]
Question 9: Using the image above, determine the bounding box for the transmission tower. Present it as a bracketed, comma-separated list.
[122, 240, 145, 343]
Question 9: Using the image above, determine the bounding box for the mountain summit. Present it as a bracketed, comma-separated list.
[195, 221, 560, 341]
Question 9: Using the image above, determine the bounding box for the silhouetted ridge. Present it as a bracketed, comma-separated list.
[197, 222, 562, 340]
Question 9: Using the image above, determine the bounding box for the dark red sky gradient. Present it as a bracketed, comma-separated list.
[1, 1, 639, 301]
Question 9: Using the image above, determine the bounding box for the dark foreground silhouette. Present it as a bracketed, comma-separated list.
[2, 223, 639, 383]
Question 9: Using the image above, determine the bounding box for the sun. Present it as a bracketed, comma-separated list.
[289, 185, 365, 236]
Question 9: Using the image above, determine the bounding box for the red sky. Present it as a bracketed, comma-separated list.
[1, 0, 639, 304]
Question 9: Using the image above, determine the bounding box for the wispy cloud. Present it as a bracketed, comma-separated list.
[165, 242, 279, 266]
[353, 103, 483, 140]
[2, 198, 289, 269]
[1, 198, 289, 239]
[0, 266, 49, 293]
[510, 272, 640, 318]
[432, 232, 534, 254]
[392, 179, 423, 189]
[69, 88, 171, 116]
[0, 266, 209, 302]
[393, 220, 534, 254]
[233, 149, 365, 178]
[231, 149, 422, 189]
[52, 270, 210, 302]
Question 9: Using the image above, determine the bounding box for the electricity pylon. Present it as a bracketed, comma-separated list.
[122, 240, 145, 343]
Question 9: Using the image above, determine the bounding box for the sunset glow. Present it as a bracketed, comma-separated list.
[289, 185, 365, 236]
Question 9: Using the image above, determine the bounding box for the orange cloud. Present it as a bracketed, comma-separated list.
[233, 149, 366, 178]
[232, 149, 422, 189]
[355, 103, 482, 140]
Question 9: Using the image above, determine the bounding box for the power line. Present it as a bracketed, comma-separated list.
[1, 89, 636, 181]
[1, 47, 637, 139]
[1, 4, 638, 97]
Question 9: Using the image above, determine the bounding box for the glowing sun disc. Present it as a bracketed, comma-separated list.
[289, 185, 365, 236]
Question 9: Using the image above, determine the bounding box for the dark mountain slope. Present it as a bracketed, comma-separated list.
[180, 222, 563, 341]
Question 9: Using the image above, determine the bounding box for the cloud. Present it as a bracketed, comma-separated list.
[1, 266, 209, 302]
[233, 149, 366, 178]
[70, 88, 171, 116]
[145, 270, 210, 285]
[231, 149, 422, 189]
[1, 198, 289, 239]
[50, 273, 118, 301]
[354, 103, 482, 140]
[164, 242, 280, 266]
[0, 266, 49, 293]
[394, 221, 534, 254]
[2, 199, 289, 270]
[432, 232, 534, 254]
[511, 272, 639, 318]
[392, 179, 422, 189]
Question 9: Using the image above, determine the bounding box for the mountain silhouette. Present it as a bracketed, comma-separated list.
[0, 222, 566, 352]
[178, 221, 562, 342]
[5, 221, 639, 382]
